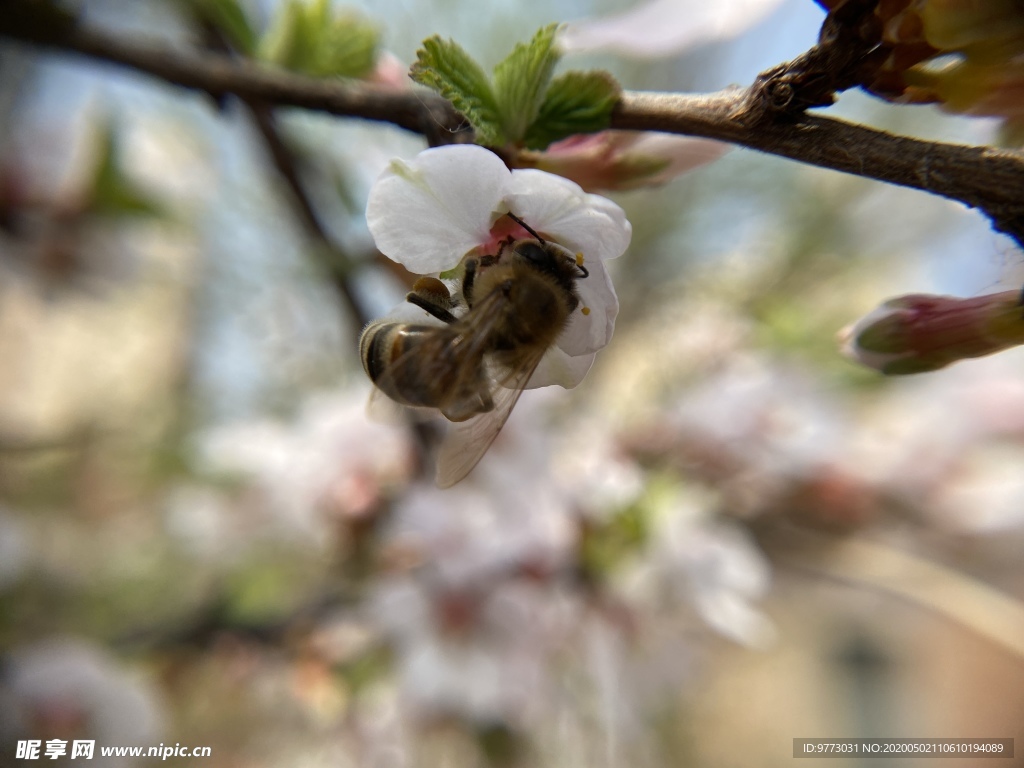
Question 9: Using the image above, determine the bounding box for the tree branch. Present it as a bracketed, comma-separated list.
[3, 9, 1024, 246]
[614, 91, 1024, 247]
[0, 9, 465, 135]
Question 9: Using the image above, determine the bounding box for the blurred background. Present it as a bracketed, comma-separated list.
[2, 0, 1024, 766]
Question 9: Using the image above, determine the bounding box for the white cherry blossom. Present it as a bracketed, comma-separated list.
[365, 144, 632, 389]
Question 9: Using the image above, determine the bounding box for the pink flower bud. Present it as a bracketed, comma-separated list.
[839, 290, 1024, 374]
[516, 131, 728, 192]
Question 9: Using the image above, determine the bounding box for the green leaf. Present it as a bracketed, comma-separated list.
[317, 11, 379, 78]
[88, 125, 163, 219]
[491, 23, 561, 143]
[259, 0, 379, 78]
[258, 0, 306, 69]
[523, 69, 622, 150]
[410, 36, 505, 146]
[410, 26, 621, 149]
[176, 0, 257, 55]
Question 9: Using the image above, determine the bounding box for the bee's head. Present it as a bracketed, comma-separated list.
[502, 211, 588, 277]
[509, 239, 589, 281]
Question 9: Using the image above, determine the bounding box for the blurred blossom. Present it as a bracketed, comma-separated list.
[667, 356, 848, 484]
[851, 355, 1024, 529]
[649, 486, 776, 647]
[0, 639, 165, 768]
[383, 391, 576, 581]
[552, 415, 645, 518]
[516, 131, 729, 193]
[629, 340, 1024, 537]
[368, 50, 412, 89]
[624, 356, 890, 531]
[365, 144, 631, 389]
[932, 443, 1024, 531]
[370, 576, 570, 725]
[366, 395, 652, 733]
[193, 384, 414, 541]
[839, 291, 1024, 375]
[560, 0, 786, 57]
[385, 478, 572, 585]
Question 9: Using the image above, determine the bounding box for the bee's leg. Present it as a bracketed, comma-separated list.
[462, 257, 479, 308]
[406, 277, 458, 324]
[463, 254, 502, 306]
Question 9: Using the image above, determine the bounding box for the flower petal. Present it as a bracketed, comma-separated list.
[618, 133, 730, 189]
[366, 145, 511, 273]
[502, 169, 632, 262]
[529, 348, 596, 390]
[524, 131, 729, 192]
[558, 256, 618, 357]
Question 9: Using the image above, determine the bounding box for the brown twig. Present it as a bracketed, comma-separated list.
[234, 85, 372, 330]
[613, 90, 1024, 247]
[742, 0, 883, 117]
[192, 26, 435, 466]
[2, 5, 1024, 247]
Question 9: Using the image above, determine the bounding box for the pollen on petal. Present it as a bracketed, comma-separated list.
[581, 306, 591, 316]
[576, 252, 585, 266]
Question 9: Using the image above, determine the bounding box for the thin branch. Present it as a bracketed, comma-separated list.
[3, 9, 1024, 246]
[0, 10, 464, 135]
[244, 101, 371, 330]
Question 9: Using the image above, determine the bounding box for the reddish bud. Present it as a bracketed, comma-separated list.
[840, 290, 1024, 374]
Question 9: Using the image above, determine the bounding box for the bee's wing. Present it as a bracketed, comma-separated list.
[434, 345, 546, 488]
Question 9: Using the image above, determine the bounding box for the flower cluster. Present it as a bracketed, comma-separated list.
[365, 144, 632, 389]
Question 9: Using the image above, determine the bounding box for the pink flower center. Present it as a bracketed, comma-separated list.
[476, 214, 539, 255]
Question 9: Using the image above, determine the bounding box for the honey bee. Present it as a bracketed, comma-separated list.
[360, 213, 590, 487]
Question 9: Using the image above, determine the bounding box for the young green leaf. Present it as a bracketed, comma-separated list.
[410, 36, 505, 146]
[89, 125, 163, 218]
[491, 23, 561, 143]
[259, 0, 379, 78]
[258, 0, 306, 70]
[176, 0, 258, 55]
[317, 12, 379, 78]
[524, 70, 622, 150]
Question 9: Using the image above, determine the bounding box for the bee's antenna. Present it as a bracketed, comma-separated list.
[576, 263, 589, 279]
[506, 212, 545, 244]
